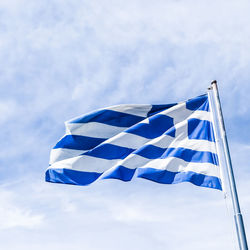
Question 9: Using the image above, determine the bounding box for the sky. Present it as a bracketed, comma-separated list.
[1, 0, 250, 249]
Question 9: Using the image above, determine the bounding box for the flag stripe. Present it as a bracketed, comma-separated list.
[188, 119, 215, 142]
[68, 109, 146, 127]
[101, 165, 136, 181]
[147, 103, 177, 116]
[137, 168, 221, 190]
[49, 148, 86, 165]
[108, 104, 152, 117]
[46, 167, 221, 190]
[81, 142, 218, 165]
[48, 155, 118, 173]
[65, 122, 128, 138]
[46, 168, 101, 185]
[126, 115, 175, 139]
[84, 144, 135, 160]
[53, 135, 105, 150]
[186, 95, 209, 111]
[134, 146, 218, 164]
[101, 165, 221, 189]
[164, 102, 211, 125]
[48, 152, 219, 178]
[139, 157, 219, 177]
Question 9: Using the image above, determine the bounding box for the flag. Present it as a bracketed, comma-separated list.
[46, 94, 222, 190]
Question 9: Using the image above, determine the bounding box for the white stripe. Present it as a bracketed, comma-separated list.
[108, 104, 152, 117]
[66, 104, 150, 124]
[108, 103, 210, 121]
[105, 132, 149, 149]
[65, 122, 127, 138]
[112, 153, 219, 178]
[140, 157, 220, 178]
[48, 155, 120, 173]
[100, 149, 219, 177]
[147, 134, 217, 154]
[171, 138, 216, 153]
[49, 148, 86, 165]
[49, 152, 220, 178]
[188, 110, 212, 122]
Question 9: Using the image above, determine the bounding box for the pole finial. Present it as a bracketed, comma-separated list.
[208, 80, 217, 90]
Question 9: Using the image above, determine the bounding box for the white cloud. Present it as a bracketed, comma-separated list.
[0, 0, 250, 249]
[0, 189, 44, 230]
[0, 100, 19, 124]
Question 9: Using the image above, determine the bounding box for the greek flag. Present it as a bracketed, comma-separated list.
[46, 94, 222, 190]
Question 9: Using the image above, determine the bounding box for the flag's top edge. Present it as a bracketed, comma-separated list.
[66, 93, 208, 124]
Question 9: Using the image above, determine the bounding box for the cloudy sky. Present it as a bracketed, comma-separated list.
[1, 0, 250, 249]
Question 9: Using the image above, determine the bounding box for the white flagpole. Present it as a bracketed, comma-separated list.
[210, 80, 248, 250]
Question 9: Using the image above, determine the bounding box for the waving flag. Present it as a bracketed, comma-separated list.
[46, 94, 221, 190]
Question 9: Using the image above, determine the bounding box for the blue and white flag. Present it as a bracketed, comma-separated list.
[46, 94, 222, 190]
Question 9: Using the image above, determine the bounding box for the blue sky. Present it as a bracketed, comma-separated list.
[1, 0, 250, 249]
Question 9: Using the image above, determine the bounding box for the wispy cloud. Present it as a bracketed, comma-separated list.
[0, 188, 44, 230]
[0, 0, 250, 249]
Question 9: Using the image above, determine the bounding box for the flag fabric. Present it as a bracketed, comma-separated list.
[46, 94, 222, 190]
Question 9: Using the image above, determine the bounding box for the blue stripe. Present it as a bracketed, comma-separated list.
[83, 144, 135, 160]
[126, 114, 175, 139]
[188, 119, 215, 142]
[133, 144, 165, 159]
[78, 142, 218, 164]
[101, 165, 136, 181]
[186, 94, 209, 111]
[137, 168, 222, 190]
[134, 145, 218, 164]
[46, 167, 222, 190]
[164, 126, 176, 137]
[162, 147, 218, 165]
[147, 104, 177, 117]
[53, 135, 105, 150]
[69, 109, 145, 127]
[46, 168, 101, 185]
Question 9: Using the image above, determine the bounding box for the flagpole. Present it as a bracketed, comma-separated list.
[210, 80, 248, 250]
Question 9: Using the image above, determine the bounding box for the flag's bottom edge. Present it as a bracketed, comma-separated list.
[45, 167, 222, 190]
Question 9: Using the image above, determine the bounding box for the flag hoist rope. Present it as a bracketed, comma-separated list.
[210, 80, 248, 250]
